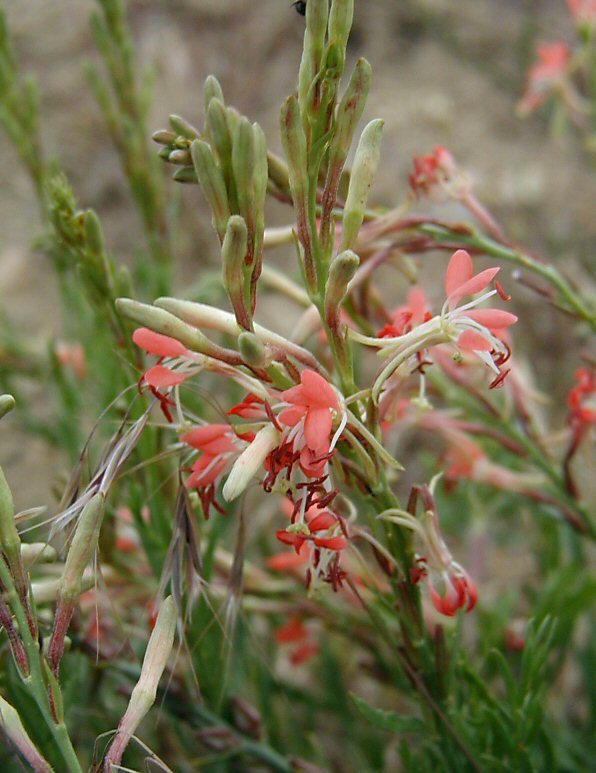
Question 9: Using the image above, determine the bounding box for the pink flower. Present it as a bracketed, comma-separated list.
[567, 0, 596, 23]
[378, 287, 430, 338]
[518, 41, 571, 115]
[181, 423, 249, 516]
[278, 370, 340, 478]
[409, 146, 469, 201]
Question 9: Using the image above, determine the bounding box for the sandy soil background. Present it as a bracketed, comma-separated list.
[0, 0, 594, 509]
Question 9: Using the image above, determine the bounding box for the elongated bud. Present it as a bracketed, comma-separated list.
[104, 597, 177, 770]
[116, 298, 243, 366]
[333, 59, 372, 163]
[232, 118, 256, 247]
[222, 216, 251, 330]
[321, 58, 371, 247]
[203, 74, 224, 119]
[329, 0, 354, 52]
[266, 151, 291, 196]
[238, 332, 267, 368]
[191, 139, 230, 241]
[0, 695, 53, 773]
[48, 494, 105, 675]
[152, 129, 176, 145]
[0, 468, 24, 587]
[223, 425, 280, 501]
[325, 250, 359, 325]
[306, 0, 329, 76]
[61, 494, 105, 603]
[84, 209, 105, 255]
[280, 96, 316, 293]
[0, 394, 15, 420]
[207, 98, 235, 204]
[230, 695, 262, 740]
[31, 571, 95, 605]
[169, 113, 200, 139]
[340, 119, 384, 252]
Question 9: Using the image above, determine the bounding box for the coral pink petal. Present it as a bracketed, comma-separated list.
[407, 287, 428, 325]
[144, 365, 188, 388]
[304, 407, 332, 452]
[181, 425, 235, 452]
[465, 309, 518, 329]
[445, 250, 473, 298]
[301, 370, 339, 410]
[313, 536, 347, 551]
[448, 267, 500, 309]
[457, 330, 493, 352]
[281, 384, 307, 405]
[187, 455, 229, 488]
[133, 328, 187, 358]
[278, 406, 307, 427]
[299, 448, 327, 478]
[308, 512, 337, 532]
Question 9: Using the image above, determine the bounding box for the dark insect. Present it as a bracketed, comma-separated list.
[292, 1, 307, 16]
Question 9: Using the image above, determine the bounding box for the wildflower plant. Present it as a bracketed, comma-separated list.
[0, 1, 594, 772]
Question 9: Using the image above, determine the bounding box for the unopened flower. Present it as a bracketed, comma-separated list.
[378, 287, 430, 338]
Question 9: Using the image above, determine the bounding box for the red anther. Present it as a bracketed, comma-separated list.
[489, 369, 510, 389]
[495, 280, 511, 301]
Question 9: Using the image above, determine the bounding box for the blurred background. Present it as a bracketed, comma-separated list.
[1, 0, 594, 507]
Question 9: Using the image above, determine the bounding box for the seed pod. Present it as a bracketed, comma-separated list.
[340, 119, 384, 252]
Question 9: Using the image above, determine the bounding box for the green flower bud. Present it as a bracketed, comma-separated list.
[340, 118, 384, 252]
[169, 113, 200, 139]
[84, 209, 105, 256]
[152, 129, 176, 145]
[60, 493, 105, 603]
[0, 394, 15, 421]
[238, 332, 267, 368]
[222, 216, 250, 330]
[172, 165, 198, 184]
[329, 0, 354, 52]
[203, 74, 224, 119]
[191, 139, 231, 241]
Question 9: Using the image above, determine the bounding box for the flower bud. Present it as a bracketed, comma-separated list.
[169, 113, 200, 139]
[306, 0, 329, 76]
[0, 467, 25, 591]
[191, 139, 231, 241]
[223, 424, 280, 501]
[207, 98, 235, 203]
[329, 0, 354, 53]
[172, 165, 198, 184]
[238, 332, 267, 368]
[152, 129, 176, 145]
[203, 74, 224, 120]
[61, 493, 105, 603]
[117, 298, 242, 365]
[0, 394, 15, 420]
[340, 119, 384, 252]
[222, 215, 251, 329]
[0, 695, 52, 772]
[104, 597, 177, 770]
[324, 250, 359, 322]
[84, 209, 105, 256]
[168, 148, 192, 165]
